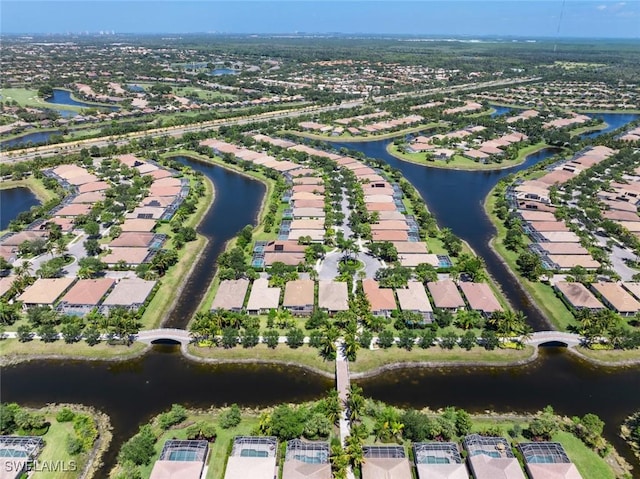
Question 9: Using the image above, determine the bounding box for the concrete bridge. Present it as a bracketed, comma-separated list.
[136, 328, 192, 345]
[523, 331, 582, 348]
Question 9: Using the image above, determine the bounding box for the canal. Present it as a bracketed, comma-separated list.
[164, 156, 266, 327]
[2, 116, 640, 476]
[330, 138, 559, 330]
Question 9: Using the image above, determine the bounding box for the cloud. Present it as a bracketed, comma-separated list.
[596, 5, 607, 10]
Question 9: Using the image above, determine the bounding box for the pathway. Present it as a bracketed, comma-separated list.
[335, 340, 356, 479]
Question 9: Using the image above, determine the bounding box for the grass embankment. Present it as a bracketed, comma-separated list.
[553, 430, 616, 479]
[140, 173, 215, 329]
[284, 122, 441, 143]
[0, 176, 57, 203]
[0, 339, 148, 365]
[572, 346, 640, 363]
[349, 345, 535, 374]
[386, 141, 549, 171]
[186, 343, 335, 374]
[484, 185, 577, 331]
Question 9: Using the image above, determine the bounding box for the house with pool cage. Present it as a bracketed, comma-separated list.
[518, 442, 584, 479]
[282, 439, 331, 479]
[413, 442, 468, 479]
[361, 445, 412, 479]
[223, 436, 278, 479]
[463, 434, 526, 479]
[149, 439, 208, 479]
[0, 436, 44, 479]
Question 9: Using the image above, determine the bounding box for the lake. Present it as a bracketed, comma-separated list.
[45, 88, 119, 111]
[0, 187, 40, 230]
[0, 130, 62, 149]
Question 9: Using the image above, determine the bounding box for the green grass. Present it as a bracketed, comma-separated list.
[0, 87, 111, 113]
[573, 346, 640, 363]
[552, 430, 615, 479]
[172, 86, 236, 102]
[186, 343, 335, 374]
[349, 345, 535, 373]
[386, 141, 549, 171]
[0, 339, 148, 363]
[484, 188, 578, 331]
[33, 415, 79, 479]
[124, 411, 261, 479]
[0, 176, 56, 203]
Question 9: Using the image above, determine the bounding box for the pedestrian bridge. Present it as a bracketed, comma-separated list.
[137, 328, 191, 345]
[524, 331, 582, 348]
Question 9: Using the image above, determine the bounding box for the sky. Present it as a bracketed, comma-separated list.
[1, 0, 639, 38]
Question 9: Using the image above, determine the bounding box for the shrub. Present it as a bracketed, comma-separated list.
[118, 425, 156, 466]
[56, 408, 75, 423]
[219, 404, 242, 429]
[158, 404, 188, 430]
[66, 435, 84, 455]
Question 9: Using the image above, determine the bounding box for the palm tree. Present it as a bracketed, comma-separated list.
[339, 238, 359, 262]
[347, 385, 365, 423]
[191, 312, 212, 342]
[342, 333, 360, 362]
[345, 435, 364, 468]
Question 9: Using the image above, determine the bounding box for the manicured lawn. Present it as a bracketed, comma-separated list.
[349, 345, 535, 373]
[6, 405, 108, 479]
[35, 415, 79, 479]
[187, 343, 335, 374]
[172, 86, 236, 102]
[553, 430, 615, 479]
[0, 339, 147, 362]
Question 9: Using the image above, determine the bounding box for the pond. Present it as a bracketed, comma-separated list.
[0, 187, 40, 230]
[45, 88, 119, 112]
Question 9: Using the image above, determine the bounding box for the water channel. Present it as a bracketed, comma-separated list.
[2, 115, 640, 476]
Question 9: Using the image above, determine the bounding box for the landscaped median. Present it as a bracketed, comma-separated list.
[386, 140, 550, 171]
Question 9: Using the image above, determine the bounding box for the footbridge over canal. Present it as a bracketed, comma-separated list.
[523, 331, 582, 348]
[137, 328, 192, 345]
